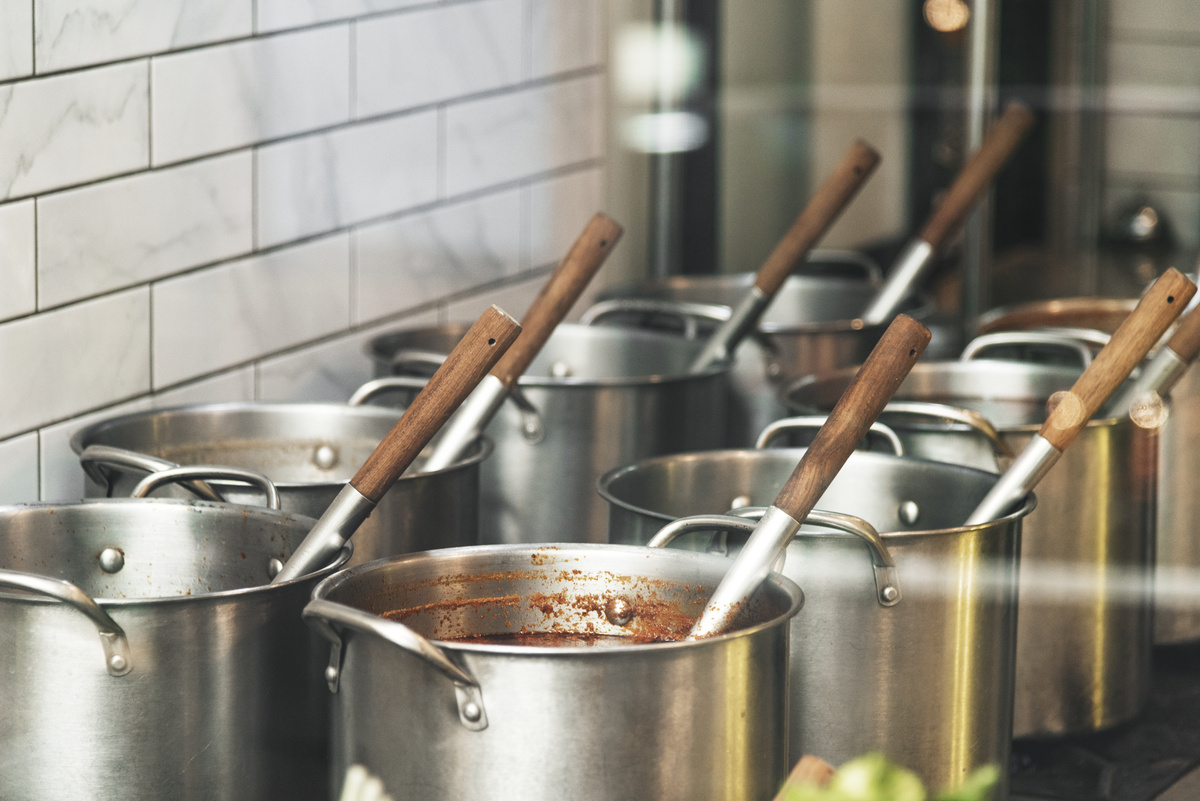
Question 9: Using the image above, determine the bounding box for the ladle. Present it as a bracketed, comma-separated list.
[687, 313, 931, 639]
[421, 213, 623, 472]
[272, 305, 521, 583]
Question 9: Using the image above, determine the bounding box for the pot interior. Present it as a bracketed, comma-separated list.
[0, 500, 319, 599]
[322, 545, 798, 646]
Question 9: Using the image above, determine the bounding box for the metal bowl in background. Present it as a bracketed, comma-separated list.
[366, 322, 729, 545]
[304, 543, 801, 801]
[72, 401, 488, 568]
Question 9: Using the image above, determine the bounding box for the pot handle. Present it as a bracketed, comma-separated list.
[386, 348, 449, 372]
[78, 444, 225, 502]
[580, 298, 732, 340]
[303, 598, 488, 731]
[881, 401, 1015, 459]
[647, 509, 901, 607]
[754, 415, 905, 456]
[347, 376, 432, 407]
[0, 569, 133, 676]
[959, 332, 1096, 367]
[131, 466, 282, 511]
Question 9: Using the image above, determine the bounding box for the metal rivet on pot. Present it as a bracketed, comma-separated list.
[604, 596, 634, 626]
[898, 501, 920, 526]
[881, 585, 900, 603]
[99, 548, 125, 574]
[109, 654, 127, 672]
[462, 701, 483, 722]
[268, 558, 284, 579]
[313, 444, 339, 470]
[550, 361, 573, 378]
[325, 666, 339, 684]
[729, 495, 752, 511]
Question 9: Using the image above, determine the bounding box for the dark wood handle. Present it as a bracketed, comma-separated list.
[1166, 302, 1200, 364]
[753, 140, 881, 297]
[918, 102, 1035, 250]
[1039, 268, 1196, 450]
[351, 305, 521, 501]
[491, 213, 623, 388]
[772, 314, 930, 520]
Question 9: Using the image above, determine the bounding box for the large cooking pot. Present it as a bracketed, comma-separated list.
[980, 297, 1200, 644]
[785, 342, 1157, 738]
[71, 396, 488, 568]
[582, 251, 951, 446]
[365, 322, 728, 544]
[303, 543, 801, 801]
[599, 433, 1029, 796]
[0, 474, 350, 801]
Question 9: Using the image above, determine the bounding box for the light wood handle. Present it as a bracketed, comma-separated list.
[773, 756, 837, 800]
[772, 314, 930, 519]
[1166, 302, 1200, 364]
[918, 102, 1035, 250]
[1039, 268, 1196, 450]
[491, 213, 623, 388]
[752, 140, 881, 297]
[350, 305, 521, 501]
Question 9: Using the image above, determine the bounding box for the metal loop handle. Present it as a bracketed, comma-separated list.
[303, 598, 487, 731]
[347, 376, 431, 407]
[131, 466, 282, 510]
[581, 298, 732, 340]
[648, 508, 901, 607]
[387, 348, 449, 372]
[0, 569, 133, 676]
[960, 332, 1095, 367]
[78, 444, 224, 502]
[755, 416, 905, 456]
[506, 385, 545, 444]
[800, 249, 884, 284]
[882, 401, 1015, 458]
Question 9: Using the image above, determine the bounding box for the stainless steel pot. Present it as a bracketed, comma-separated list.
[980, 297, 1200, 644]
[365, 322, 728, 544]
[71, 399, 488, 568]
[304, 543, 801, 801]
[0, 485, 349, 801]
[785, 344, 1157, 738]
[582, 251, 952, 446]
[598, 435, 1029, 796]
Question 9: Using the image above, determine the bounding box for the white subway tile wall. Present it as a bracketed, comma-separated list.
[1106, 1, 1200, 249]
[0, 0, 607, 501]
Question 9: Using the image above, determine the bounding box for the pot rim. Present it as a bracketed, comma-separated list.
[596, 447, 1037, 540]
[0, 498, 349, 606]
[311, 542, 804, 655]
[70, 401, 494, 489]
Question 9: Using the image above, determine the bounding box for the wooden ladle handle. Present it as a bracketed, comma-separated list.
[350, 305, 521, 501]
[919, 102, 1035, 251]
[1039, 268, 1196, 451]
[753, 140, 881, 298]
[491, 213, 624, 388]
[1165, 300, 1200, 364]
[772, 314, 931, 521]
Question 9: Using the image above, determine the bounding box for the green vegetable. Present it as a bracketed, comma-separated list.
[779, 754, 999, 801]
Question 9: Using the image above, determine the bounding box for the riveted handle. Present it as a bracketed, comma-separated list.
[350, 305, 521, 502]
[772, 314, 930, 521]
[1039, 268, 1195, 451]
[491, 213, 623, 388]
[1165, 302, 1200, 364]
[752, 140, 881, 297]
[919, 102, 1035, 250]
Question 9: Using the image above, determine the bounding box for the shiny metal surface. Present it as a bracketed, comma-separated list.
[600, 448, 1026, 795]
[861, 238, 934, 324]
[367, 323, 728, 544]
[980, 298, 1198, 645]
[306, 544, 800, 801]
[786, 359, 1157, 737]
[590, 251, 928, 446]
[0, 499, 347, 801]
[72, 402, 487, 567]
